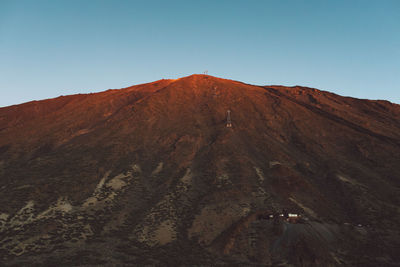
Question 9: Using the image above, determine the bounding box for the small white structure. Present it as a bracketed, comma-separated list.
[288, 213, 299, 218]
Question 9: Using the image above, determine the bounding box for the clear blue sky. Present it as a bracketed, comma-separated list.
[1, 0, 399, 107]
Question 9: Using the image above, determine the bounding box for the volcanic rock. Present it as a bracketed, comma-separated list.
[0, 75, 399, 266]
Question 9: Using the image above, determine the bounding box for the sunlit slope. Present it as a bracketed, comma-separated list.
[0, 75, 399, 266]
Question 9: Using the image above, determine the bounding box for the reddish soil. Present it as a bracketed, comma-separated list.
[0, 74, 399, 266]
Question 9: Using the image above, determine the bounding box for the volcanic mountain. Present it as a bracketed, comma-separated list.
[0, 75, 399, 266]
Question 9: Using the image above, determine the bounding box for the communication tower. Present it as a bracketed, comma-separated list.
[226, 110, 232, 128]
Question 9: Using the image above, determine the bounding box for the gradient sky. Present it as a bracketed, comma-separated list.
[1, 0, 399, 107]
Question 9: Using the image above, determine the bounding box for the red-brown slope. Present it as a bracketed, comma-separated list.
[0, 79, 174, 153]
[0, 74, 399, 266]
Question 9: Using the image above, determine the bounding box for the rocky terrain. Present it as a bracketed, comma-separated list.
[0, 74, 399, 266]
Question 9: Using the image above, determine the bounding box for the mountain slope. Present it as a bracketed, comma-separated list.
[0, 75, 399, 266]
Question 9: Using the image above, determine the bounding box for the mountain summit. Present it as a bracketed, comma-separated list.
[1, 75, 400, 265]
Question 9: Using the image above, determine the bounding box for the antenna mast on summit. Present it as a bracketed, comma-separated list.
[226, 110, 232, 128]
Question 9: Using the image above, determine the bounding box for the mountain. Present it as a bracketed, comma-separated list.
[0, 74, 399, 266]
